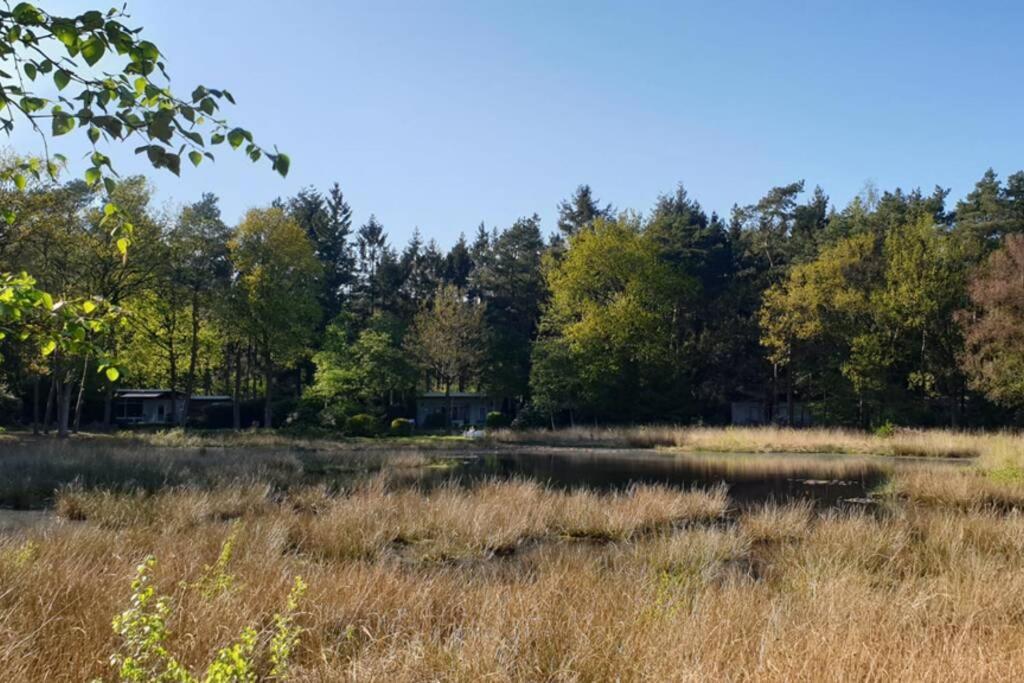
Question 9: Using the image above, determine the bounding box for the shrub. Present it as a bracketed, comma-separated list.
[421, 411, 447, 430]
[318, 396, 361, 430]
[285, 396, 323, 428]
[108, 555, 305, 682]
[875, 421, 896, 438]
[390, 418, 415, 436]
[485, 411, 511, 429]
[511, 404, 547, 430]
[193, 399, 261, 430]
[0, 383, 21, 426]
[345, 413, 381, 437]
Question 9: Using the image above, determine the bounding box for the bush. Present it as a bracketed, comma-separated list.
[875, 421, 897, 438]
[421, 411, 447, 430]
[345, 413, 381, 437]
[485, 411, 511, 429]
[390, 418, 414, 436]
[0, 383, 21, 426]
[194, 399, 262, 430]
[511, 404, 548, 430]
[284, 396, 322, 428]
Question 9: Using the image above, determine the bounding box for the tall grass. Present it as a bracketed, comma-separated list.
[3, 477, 1024, 680]
[492, 424, 1024, 460]
[0, 439, 433, 508]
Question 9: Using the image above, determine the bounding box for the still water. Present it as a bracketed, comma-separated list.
[388, 447, 950, 507]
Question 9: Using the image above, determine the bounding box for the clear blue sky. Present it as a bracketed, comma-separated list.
[15, 1, 1024, 247]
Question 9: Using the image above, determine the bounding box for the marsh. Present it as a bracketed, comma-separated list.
[0, 433, 1022, 681]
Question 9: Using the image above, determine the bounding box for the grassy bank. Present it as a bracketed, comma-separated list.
[492, 425, 1024, 462]
[2, 474, 1024, 680]
[0, 439, 435, 509]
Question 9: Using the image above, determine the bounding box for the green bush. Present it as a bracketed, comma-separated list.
[345, 413, 381, 437]
[285, 396, 323, 428]
[421, 411, 447, 430]
[319, 400, 356, 430]
[108, 554, 306, 682]
[0, 383, 21, 426]
[874, 421, 896, 438]
[485, 411, 510, 429]
[511, 404, 547, 430]
[390, 418, 414, 436]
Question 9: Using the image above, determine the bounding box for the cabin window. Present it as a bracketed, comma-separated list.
[117, 401, 144, 419]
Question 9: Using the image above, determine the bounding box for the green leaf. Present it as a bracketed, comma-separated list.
[80, 36, 105, 66]
[20, 97, 45, 113]
[51, 20, 78, 48]
[105, 366, 119, 382]
[88, 126, 100, 143]
[147, 111, 173, 142]
[11, 3, 44, 25]
[272, 153, 291, 178]
[227, 128, 246, 149]
[164, 153, 181, 176]
[82, 300, 96, 314]
[40, 339, 56, 356]
[13, 174, 26, 191]
[188, 150, 203, 167]
[53, 69, 71, 90]
[84, 167, 100, 185]
[51, 111, 75, 136]
[23, 63, 36, 80]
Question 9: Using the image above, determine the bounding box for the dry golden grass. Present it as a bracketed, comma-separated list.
[0, 471, 1022, 681]
[3, 430, 1024, 680]
[493, 424, 1024, 462]
[109, 427, 473, 451]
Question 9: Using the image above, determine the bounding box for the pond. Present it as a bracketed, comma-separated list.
[391, 447, 964, 508]
[0, 440, 968, 520]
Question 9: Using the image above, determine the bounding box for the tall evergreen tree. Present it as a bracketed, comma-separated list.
[471, 215, 546, 402]
[556, 184, 612, 237]
[444, 233, 474, 288]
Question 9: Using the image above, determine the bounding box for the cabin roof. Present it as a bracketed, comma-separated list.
[115, 389, 174, 399]
[114, 390, 231, 401]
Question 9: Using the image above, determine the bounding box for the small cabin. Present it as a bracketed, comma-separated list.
[415, 392, 500, 428]
[730, 400, 813, 427]
[113, 389, 231, 425]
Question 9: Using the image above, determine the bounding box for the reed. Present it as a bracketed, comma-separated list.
[491, 424, 1024, 461]
[2, 478, 1024, 681]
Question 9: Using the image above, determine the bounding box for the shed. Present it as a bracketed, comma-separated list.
[113, 389, 231, 426]
[415, 392, 500, 428]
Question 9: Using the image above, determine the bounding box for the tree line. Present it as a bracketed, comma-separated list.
[4, 168, 1024, 433]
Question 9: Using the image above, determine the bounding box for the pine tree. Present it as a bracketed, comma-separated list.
[556, 184, 612, 237]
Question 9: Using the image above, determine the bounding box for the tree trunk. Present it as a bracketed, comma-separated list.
[770, 363, 778, 425]
[57, 373, 71, 439]
[445, 381, 453, 432]
[263, 347, 274, 429]
[31, 375, 40, 435]
[181, 290, 201, 428]
[42, 376, 56, 434]
[786, 363, 795, 427]
[232, 345, 242, 431]
[168, 334, 178, 425]
[103, 383, 113, 430]
[73, 353, 89, 433]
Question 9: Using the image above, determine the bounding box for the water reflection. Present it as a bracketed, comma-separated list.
[388, 448, 959, 507]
